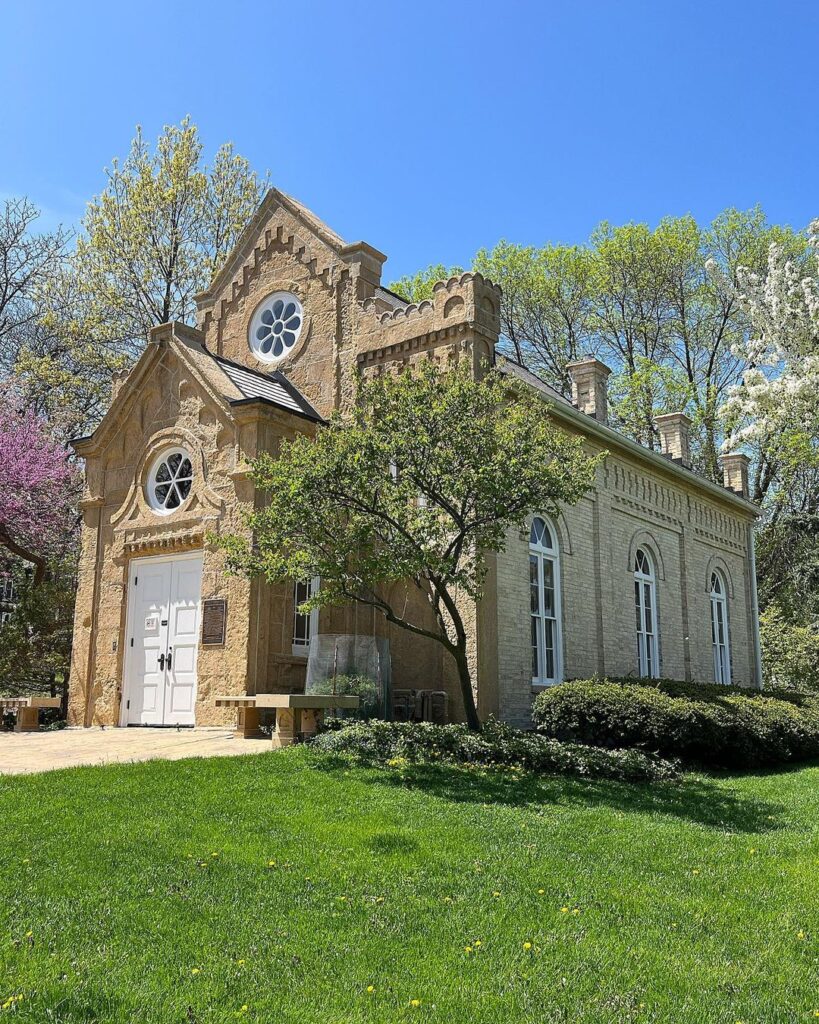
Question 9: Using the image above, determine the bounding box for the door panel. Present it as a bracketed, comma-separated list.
[164, 557, 203, 725]
[124, 554, 202, 726]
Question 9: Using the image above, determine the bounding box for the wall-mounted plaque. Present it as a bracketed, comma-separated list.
[201, 599, 227, 646]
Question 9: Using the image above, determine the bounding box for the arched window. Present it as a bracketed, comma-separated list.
[529, 517, 562, 686]
[710, 571, 731, 685]
[634, 547, 659, 677]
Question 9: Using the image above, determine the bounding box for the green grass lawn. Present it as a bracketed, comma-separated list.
[1, 749, 818, 1023]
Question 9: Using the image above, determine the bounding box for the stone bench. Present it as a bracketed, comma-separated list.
[215, 692, 360, 746]
[0, 697, 63, 732]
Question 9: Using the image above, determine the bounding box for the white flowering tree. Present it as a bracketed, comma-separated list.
[719, 221, 819, 486]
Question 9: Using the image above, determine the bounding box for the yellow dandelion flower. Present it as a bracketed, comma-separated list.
[560, 907, 569, 914]
[191, 968, 201, 976]
[376, 896, 385, 903]
[410, 999, 421, 1007]
[268, 860, 276, 867]
[367, 985, 375, 993]
[492, 891, 501, 897]
[523, 941, 532, 950]
[537, 888, 545, 895]
[211, 852, 219, 858]
[474, 940, 482, 947]
[464, 945, 473, 954]
[572, 908, 580, 915]
[692, 869, 700, 875]
[25, 931, 33, 938]
[21, 859, 30, 865]
[797, 930, 806, 939]
[237, 958, 246, 965]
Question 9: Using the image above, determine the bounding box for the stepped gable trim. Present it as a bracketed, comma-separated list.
[194, 189, 387, 321]
[71, 322, 239, 459]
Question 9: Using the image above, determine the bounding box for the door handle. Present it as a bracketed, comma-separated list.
[167, 650, 172, 671]
[158, 653, 166, 671]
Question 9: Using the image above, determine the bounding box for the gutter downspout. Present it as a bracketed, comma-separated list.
[747, 523, 764, 690]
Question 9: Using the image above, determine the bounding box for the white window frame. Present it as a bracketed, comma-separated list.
[634, 548, 659, 678]
[292, 577, 319, 657]
[146, 446, 194, 515]
[529, 516, 563, 688]
[710, 570, 731, 685]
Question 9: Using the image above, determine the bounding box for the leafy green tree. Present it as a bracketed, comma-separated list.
[11, 119, 266, 436]
[217, 362, 601, 730]
[388, 263, 463, 304]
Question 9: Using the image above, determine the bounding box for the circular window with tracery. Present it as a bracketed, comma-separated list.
[248, 291, 304, 363]
[147, 447, 193, 514]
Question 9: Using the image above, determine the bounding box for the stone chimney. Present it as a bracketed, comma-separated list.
[654, 412, 693, 468]
[566, 356, 612, 424]
[722, 452, 751, 498]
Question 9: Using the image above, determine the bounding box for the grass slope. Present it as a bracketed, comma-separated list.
[0, 749, 818, 1023]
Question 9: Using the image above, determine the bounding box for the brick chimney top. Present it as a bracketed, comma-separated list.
[566, 355, 612, 424]
[654, 412, 693, 469]
[722, 452, 751, 499]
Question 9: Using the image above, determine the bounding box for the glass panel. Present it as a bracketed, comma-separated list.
[165, 486, 181, 509]
[257, 326, 270, 341]
[634, 580, 642, 632]
[283, 331, 296, 346]
[286, 315, 301, 330]
[261, 335, 274, 354]
[643, 583, 653, 633]
[155, 462, 171, 483]
[530, 519, 541, 545]
[717, 604, 726, 645]
[544, 619, 555, 681]
[531, 617, 539, 679]
[273, 339, 284, 357]
[261, 308, 274, 326]
[543, 559, 555, 618]
[272, 298, 284, 318]
[154, 483, 170, 504]
[176, 458, 192, 480]
[529, 555, 540, 614]
[273, 321, 284, 335]
[176, 478, 192, 500]
[283, 301, 297, 319]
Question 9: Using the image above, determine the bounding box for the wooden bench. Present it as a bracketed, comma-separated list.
[0, 697, 62, 732]
[215, 692, 360, 746]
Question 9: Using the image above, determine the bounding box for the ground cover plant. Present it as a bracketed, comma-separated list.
[1, 748, 818, 1023]
[532, 677, 819, 768]
[312, 718, 679, 782]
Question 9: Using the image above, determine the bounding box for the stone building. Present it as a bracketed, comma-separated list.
[67, 188, 762, 729]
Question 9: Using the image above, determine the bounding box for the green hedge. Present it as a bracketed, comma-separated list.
[531, 677, 819, 768]
[310, 718, 679, 783]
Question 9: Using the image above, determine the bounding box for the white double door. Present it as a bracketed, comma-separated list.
[123, 553, 203, 726]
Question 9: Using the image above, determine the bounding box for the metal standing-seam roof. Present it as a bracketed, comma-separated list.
[212, 354, 324, 422]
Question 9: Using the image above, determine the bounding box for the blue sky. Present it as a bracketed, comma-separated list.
[1, 0, 816, 282]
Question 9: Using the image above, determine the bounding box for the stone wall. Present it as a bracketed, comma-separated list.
[494, 437, 758, 729]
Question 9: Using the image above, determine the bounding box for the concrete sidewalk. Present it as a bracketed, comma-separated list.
[0, 727, 271, 776]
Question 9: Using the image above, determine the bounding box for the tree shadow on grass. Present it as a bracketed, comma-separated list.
[309, 755, 789, 834]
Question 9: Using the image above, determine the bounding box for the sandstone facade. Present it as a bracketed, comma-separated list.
[67, 188, 761, 729]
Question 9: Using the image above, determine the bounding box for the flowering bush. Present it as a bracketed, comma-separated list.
[532, 677, 819, 769]
[310, 718, 679, 783]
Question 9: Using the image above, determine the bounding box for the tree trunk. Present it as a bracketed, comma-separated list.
[0, 526, 47, 586]
[453, 645, 481, 731]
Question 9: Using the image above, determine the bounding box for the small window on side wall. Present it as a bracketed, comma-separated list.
[634, 547, 659, 677]
[529, 516, 562, 686]
[293, 577, 319, 656]
[710, 570, 731, 685]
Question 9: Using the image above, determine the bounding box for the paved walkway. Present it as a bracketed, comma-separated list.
[0, 728, 271, 776]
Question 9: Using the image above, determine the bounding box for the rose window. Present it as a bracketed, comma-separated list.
[248, 292, 304, 363]
[147, 448, 193, 513]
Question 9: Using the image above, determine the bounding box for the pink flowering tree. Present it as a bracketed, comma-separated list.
[0, 401, 79, 585]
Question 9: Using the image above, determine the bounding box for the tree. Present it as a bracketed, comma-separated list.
[10, 119, 266, 436]
[0, 197, 68, 376]
[405, 210, 800, 478]
[388, 263, 464, 304]
[0, 401, 78, 585]
[217, 361, 600, 730]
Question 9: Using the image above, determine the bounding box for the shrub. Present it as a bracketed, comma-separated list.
[531, 678, 819, 768]
[309, 718, 679, 783]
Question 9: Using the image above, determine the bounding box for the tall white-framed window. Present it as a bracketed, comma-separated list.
[293, 577, 319, 656]
[710, 570, 731, 685]
[634, 547, 659, 677]
[530, 516, 562, 686]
